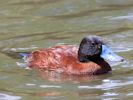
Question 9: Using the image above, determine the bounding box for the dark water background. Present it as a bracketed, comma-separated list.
[0, 0, 133, 100]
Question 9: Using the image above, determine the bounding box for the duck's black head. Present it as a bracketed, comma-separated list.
[78, 36, 124, 63]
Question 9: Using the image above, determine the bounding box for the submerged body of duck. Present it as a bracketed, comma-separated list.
[19, 36, 124, 75]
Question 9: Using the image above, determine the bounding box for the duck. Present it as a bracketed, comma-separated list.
[19, 36, 124, 75]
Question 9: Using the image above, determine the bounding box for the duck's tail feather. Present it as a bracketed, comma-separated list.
[1, 49, 30, 68]
[17, 53, 30, 68]
[19, 53, 29, 61]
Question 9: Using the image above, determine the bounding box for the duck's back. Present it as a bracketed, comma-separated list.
[27, 45, 111, 75]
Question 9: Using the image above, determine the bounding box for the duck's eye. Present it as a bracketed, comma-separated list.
[92, 43, 95, 46]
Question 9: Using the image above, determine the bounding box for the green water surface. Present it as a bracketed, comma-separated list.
[0, 0, 133, 100]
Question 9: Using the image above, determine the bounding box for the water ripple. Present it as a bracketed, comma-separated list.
[40, 85, 61, 88]
[48, 7, 126, 19]
[10, 0, 62, 5]
[78, 80, 133, 90]
[25, 83, 61, 88]
[0, 93, 21, 100]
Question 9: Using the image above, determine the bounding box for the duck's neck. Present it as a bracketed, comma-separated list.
[89, 57, 104, 63]
[78, 53, 104, 63]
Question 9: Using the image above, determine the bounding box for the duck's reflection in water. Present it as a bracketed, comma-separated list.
[35, 68, 112, 83]
[31, 68, 112, 99]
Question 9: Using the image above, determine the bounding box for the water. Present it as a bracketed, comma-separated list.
[0, 0, 133, 100]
